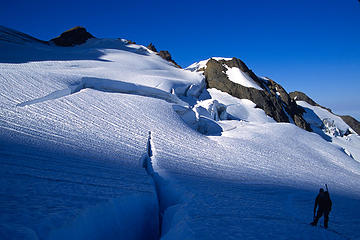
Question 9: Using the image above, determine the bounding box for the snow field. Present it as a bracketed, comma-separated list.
[1, 33, 360, 239]
[169, 174, 360, 240]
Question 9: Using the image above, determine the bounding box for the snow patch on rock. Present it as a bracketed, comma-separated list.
[224, 65, 263, 90]
[186, 57, 232, 72]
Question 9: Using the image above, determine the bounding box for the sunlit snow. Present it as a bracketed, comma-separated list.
[224, 65, 263, 90]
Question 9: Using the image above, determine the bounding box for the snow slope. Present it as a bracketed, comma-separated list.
[1, 28, 360, 239]
[298, 100, 360, 163]
[0, 139, 159, 240]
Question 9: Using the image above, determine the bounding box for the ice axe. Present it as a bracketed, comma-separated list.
[325, 184, 328, 192]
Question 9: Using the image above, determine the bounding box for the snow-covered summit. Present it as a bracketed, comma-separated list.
[186, 57, 232, 72]
[187, 57, 263, 90]
[187, 57, 312, 131]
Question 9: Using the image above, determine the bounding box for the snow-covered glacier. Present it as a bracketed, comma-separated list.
[1, 27, 360, 239]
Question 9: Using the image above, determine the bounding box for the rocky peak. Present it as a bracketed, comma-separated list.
[50, 26, 94, 47]
[203, 57, 311, 131]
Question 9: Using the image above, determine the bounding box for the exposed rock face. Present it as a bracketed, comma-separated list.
[340, 116, 360, 135]
[125, 39, 136, 44]
[264, 79, 309, 130]
[289, 91, 360, 135]
[146, 43, 181, 68]
[147, 43, 157, 52]
[50, 27, 94, 47]
[158, 50, 181, 68]
[203, 58, 311, 131]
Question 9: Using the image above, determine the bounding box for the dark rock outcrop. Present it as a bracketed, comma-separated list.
[147, 43, 157, 52]
[289, 91, 317, 106]
[126, 39, 136, 44]
[264, 79, 309, 130]
[158, 50, 181, 68]
[203, 58, 311, 131]
[146, 43, 181, 68]
[50, 26, 94, 47]
[340, 116, 360, 135]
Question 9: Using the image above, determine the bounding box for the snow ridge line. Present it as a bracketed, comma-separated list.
[17, 77, 188, 107]
[141, 131, 187, 239]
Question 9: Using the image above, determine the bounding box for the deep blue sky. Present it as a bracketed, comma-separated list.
[1, 0, 359, 120]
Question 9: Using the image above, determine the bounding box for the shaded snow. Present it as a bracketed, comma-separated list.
[0, 140, 159, 240]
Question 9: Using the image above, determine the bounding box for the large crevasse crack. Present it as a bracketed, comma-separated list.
[141, 131, 192, 239]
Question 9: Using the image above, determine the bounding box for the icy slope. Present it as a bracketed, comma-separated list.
[0, 32, 203, 239]
[298, 100, 360, 162]
[1, 27, 360, 239]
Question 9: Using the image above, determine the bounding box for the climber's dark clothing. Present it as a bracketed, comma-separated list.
[311, 190, 332, 228]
